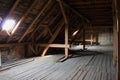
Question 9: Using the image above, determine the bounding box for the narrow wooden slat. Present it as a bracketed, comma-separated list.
[18, 0, 52, 42]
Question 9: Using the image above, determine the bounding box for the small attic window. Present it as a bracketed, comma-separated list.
[72, 30, 79, 36]
[2, 19, 16, 35]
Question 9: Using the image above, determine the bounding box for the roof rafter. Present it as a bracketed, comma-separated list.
[6, 0, 20, 17]
[7, 0, 38, 43]
[62, 1, 90, 23]
[18, 0, 52, 43]
[27, 3, 57, 41]
[36, 12, 61, 41]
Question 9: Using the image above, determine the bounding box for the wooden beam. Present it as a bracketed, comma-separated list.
[95, 32, 99, 45]
[57, 0, 69, 58]
[27, 24, 44, 41]
[90, 24, 93, 45]
[36, 13, 61, 41]
[28, 3, 57, 41]
[62, 1, 90, 23]
[41, 20, 64, 57]
[0, 51, 2, 67]
[18, 0, 52, 42]
[29, 44, 36, 54]
[113, 0, 120, 80]
[38, 43, 69, 48]
[57, 0, 68, 24]
[90, 33, 93, 45]
[83, 27, 85, 50]
[7, 0, 20, 17]
[0, 42, 70, 48]
[7, 0, 38, 42]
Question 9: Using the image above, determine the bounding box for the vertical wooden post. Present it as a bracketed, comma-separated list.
[113, 0, 120, 80]
[65, 24, 68, 58]
[0, 51, 1, 66]
[57, 0, 69, 58]
[117, 1, 120, 80]
[90, 34, 93, 45]
[118, 26, 120, 80]
[95, 33, 99, 45]
[83, 27, 85, 50]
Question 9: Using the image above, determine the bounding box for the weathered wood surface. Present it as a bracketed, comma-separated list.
[0, 46, 115, 80]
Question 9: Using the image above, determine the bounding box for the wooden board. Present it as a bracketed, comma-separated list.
[0, 45, 115, 80]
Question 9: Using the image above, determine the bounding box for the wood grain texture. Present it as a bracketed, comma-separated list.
[0, 45, 115, 80]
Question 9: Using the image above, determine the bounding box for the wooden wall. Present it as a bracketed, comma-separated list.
[98, 28, 113, 45]
[0, 45, 25, 65]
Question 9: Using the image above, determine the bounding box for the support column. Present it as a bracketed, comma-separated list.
[95, 33, 99, 45]
[90, 34, 93, 45]
[0, 51, 1, 66]
[83, 27, 85, 50]
[113, 0, 120, 80]
[57, 0, 69, 59]
[65, 24, 68, 58]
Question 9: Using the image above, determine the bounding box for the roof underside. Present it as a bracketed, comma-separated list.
[65, 0, 113, 26]
[0, 0, 113, 44]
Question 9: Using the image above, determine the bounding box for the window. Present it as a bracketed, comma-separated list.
[2, 19, 16, 35]
[72, 30, 79, 36]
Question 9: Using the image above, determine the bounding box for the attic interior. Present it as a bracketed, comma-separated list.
[0, 0, 119, 80]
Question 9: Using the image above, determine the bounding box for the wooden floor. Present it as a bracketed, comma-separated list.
[0, 46, 116, 80]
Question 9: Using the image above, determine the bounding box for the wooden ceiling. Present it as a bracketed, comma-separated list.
[64, 0, 113, 26]
[0, 0, 113, 44]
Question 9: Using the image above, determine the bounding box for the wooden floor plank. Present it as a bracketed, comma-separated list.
[0, 45, 116, 80]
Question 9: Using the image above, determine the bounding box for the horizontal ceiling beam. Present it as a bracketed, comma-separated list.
[38, 43, 69, 48]
[0, 43, 70, 48]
